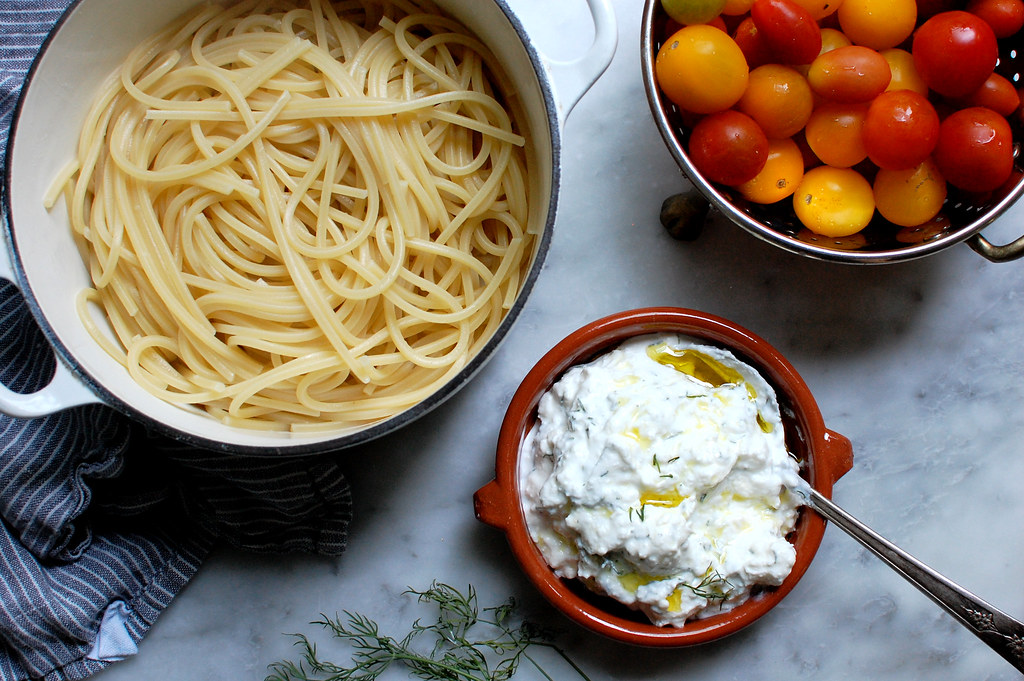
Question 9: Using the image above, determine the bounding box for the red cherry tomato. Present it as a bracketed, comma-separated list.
[966, 0, 1024, 38]
[806, 45, 892, 102]
[933, 106, 1014, 193]
[750, 0, 823, 65]
[956, 72, 1021, 116]
[912, 11, 999, 98]
[732, 17, 774, 68]
[862, 90, 940, 170]
[688, 110, 770, 185]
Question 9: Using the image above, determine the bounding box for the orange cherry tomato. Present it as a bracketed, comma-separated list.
[880, 48, 928, 95]
[873, 159, 947, 227]
[806, 45, 892, 102]
[804, 102, 869, 167]
[736, 64, 815, 138]
[737, 137, 805, 203]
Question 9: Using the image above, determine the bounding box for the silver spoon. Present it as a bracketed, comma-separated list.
[790, 481, 1024, 673]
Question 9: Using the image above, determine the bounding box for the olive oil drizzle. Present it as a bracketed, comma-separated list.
[647, 342, 774, 434]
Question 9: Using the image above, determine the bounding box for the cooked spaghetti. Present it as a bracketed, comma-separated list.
[56, 0, 535, 431]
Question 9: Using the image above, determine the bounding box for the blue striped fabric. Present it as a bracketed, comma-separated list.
[0, 3, 354, 679]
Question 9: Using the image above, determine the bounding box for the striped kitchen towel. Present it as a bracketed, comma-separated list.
[0, 3, 353, 680]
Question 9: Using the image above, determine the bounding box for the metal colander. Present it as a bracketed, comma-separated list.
[640, 0, 1024, 264]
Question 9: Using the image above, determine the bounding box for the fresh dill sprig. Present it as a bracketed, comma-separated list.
[680, 566, 734, 601]
[265, 582, 592, 681]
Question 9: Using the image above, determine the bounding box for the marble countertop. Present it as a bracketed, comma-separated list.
[93, 0, 1024, 678]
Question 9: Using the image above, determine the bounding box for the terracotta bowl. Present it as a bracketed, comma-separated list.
[474, 307, 853, 646]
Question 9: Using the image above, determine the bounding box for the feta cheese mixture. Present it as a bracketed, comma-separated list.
[519, 333, 804, 626]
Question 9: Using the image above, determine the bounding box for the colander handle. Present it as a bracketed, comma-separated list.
[0, 215, 101, 417]
[967, 232, 1024, 262]
[543, 0, 617, 123]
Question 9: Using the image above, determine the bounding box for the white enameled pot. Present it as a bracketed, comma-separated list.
[0, 0, 617, 454]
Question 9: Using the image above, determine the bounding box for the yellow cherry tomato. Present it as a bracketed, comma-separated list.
[737, 137, 805, 203]
[819, 27, 854, 54]
[837, 0, 917, 50]
[737, 64, 814, 138]
[873, 159, 947, 227]
[880, 48, 929, 95]
[655, 25, 749, 114]
[793, 166, 875, 236]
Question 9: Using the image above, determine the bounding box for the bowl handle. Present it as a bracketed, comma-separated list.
[818, 429, 854, 488]
[544, 0, 617, 123]
[967, 232, 1024, 262]
[0, 220, 102, 417]
[473, 479, 513, 530]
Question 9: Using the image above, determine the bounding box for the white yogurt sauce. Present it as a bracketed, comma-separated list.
[520, 333, 804, 626]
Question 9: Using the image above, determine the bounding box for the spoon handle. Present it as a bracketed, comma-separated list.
[805, 487, 1024, 672]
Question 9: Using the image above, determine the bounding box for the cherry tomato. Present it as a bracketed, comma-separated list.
[656, 25, 749, 113]
[837, 0, 917, 50]
[912, 11, 999, 98]
[966, 0, 1024, 38]
[880, 48, 928, 95]
[873, 159, 947, 227]
[818, 27, 853, 54]
[793, 166, 875, 236]
[807, 45, 891, 102]
[704, 15, 729, 30]
[933, 106, 1014, 193]
[862, 90, 940, 170]
[722, 0, 756, 14]
[737, 64, 815, 138]
[956, 72, 1021, 116]
[737, 137, 805, 203]
[790, 0, 844, 19]
[663, 0, 728, 25]
[688, 110, 770, 185]
[804, 102, 869, 167]
[750, 0, 822, 65]
[732, 17, 773, 68]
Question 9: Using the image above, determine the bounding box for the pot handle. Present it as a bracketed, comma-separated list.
[543, 0, 617, 123]
[0, 363, 99, 418]
[967, 232, 1024, 262]
[0, 219, 101, 417]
